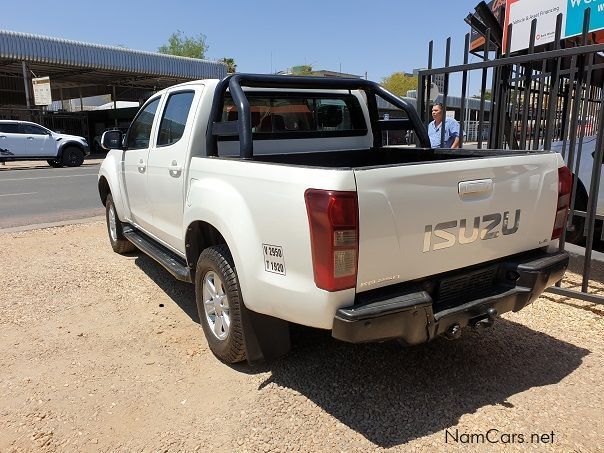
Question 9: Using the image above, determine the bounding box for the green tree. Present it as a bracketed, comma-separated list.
[381, 72, 418, 97]
[158, 30, 208, 59]
[219, 58, 237, 73]
[472, 90, 492, 100]
[291, 65, 313, 75]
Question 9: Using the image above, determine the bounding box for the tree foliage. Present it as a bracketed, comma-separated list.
[471, 91, 492, 100]
[381, 72, 418, 97]
[158, 30, 208, 59]
[291, 65, 313, 75]
[219, 58, 237, 73]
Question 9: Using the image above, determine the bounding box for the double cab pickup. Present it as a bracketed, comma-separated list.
[98, 74, 569, 364]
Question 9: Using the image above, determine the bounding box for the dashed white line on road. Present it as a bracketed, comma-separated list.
[0, 192, 37, 197]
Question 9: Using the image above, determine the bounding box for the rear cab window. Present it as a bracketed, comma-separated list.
[220, 93, 367, 140]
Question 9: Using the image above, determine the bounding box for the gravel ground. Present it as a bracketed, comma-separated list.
[0, 221, 602, 452]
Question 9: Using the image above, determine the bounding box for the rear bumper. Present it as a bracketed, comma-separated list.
[332, 250, 569, 344]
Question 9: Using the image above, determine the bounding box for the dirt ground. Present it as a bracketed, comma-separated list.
[0, 221, 602, 452]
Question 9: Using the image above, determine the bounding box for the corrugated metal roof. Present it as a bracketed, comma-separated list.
[0, 29, 226, 79]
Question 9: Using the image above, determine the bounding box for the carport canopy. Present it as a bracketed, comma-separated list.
[0, 29, 227, 106]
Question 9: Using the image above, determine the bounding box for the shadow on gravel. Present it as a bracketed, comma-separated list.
[256, 321, 589, 448]
[132, 255, 590, 448]
[134, 254, 198, 323]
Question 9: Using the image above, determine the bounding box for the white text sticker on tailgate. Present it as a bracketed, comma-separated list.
[263, 244, 286, 275]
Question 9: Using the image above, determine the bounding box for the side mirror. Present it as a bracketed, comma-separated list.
[101, 130, 124, 151]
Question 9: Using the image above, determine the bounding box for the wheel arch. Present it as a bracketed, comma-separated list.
[98, 176, 111, 206]
[185, 220, 228, 277]
[57, 140, 85, 158]
[565, 174, 590, 244]
[573, 175, 589, 210]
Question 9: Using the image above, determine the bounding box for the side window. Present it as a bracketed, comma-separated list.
[126, 98, 160, 150]
[22, 124, 48, 135]
[157, 91, 195, 147]
[0, 123, 20, 133]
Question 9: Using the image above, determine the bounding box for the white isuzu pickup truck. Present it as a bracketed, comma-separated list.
[98, 74, 570, 364]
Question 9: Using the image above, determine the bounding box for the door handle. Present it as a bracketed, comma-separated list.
[0, 135, 6, 139]
[459, 179, 493, 195]
[137, 158, 146, 174]
[168, 160, 182, 177]
[27, 137, 35, 140]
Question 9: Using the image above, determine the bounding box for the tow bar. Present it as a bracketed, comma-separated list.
[444, 308, 498, 340]
[470, 308, 498, 333]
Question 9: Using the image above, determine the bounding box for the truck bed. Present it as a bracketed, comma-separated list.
[250, 147, 549, 169]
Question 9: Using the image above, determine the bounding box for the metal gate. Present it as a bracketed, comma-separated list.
[417, 8, 604, 304]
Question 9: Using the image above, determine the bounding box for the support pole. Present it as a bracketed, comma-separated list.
[21, 61, 32, 108]
[112, 86, 118, 127]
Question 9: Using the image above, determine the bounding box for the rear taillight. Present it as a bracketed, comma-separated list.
[552, 165, 573, 240]
[305, 189, 359, 291]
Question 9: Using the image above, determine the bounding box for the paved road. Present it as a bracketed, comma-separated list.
[0, 163, 103, 229]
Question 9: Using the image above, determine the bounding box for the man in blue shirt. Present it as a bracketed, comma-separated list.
[428, 103, 460, 149]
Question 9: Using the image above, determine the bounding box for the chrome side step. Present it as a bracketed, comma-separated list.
[122, 226, 192, 283]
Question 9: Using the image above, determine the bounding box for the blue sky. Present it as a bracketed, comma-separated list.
[3, 0, 483, 83]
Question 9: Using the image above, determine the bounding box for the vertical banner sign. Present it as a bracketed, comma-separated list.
[470, 0, 507, 51]
[32, 76, 52, 105]
[503, 0, 604, 53]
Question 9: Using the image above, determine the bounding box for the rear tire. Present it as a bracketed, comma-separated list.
[105, 193, 136, 254]
[62, 146, 84, 167]
[47, 159, 63, 168]
[195, 245, 247, 364]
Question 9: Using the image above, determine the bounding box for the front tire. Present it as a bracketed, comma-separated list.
[195, 245, 246, 364]
[62, 146, 84, 167]
[47, 159, 63, 168]
[105, 193, 136, 254]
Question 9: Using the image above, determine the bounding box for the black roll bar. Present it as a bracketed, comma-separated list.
[206, 73, 430, 159]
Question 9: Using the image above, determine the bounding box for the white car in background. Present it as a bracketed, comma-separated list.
[551, 135, 603, 243]
[0, 120, 89, 167]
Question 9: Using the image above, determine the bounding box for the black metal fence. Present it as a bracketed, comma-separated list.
[417, 9, 604, 305]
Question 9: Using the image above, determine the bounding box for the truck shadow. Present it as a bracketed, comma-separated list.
[134, 254, 589, 448]
[134, 254, 199, 322]
[254, 323, 589, 447]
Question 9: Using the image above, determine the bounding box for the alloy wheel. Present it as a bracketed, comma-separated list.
[202, 271, 231, 340]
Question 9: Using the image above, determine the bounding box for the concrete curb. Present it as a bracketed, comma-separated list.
[564, 243, 604, 263]
[0, 158, 104, 171]
[0, 216, 105, 233]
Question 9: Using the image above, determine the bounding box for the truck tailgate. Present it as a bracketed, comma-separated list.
[353, 153, 560, 292]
